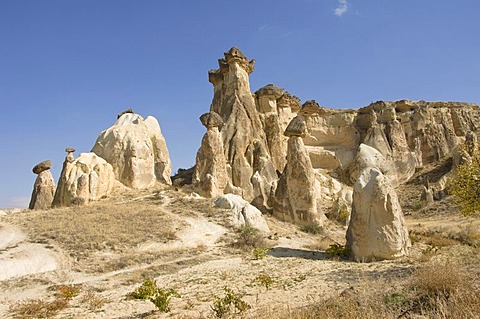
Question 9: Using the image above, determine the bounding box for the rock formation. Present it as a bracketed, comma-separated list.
[273, 116, 326, 225]
[346, 167, 411, 261]
[52, 150, 115, 207]
[214, 194, 270, 232]
[196, 48, 278, 211]
[192, 111, 228, 197]
[29, 160, 56, 210]
[92, 111, 172, 189]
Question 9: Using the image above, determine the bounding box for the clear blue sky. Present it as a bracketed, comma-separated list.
[1, 1, 479, 208]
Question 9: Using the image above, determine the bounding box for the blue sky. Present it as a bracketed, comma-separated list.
[1, 1, 479, 208]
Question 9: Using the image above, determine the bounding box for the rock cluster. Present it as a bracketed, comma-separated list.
[52, 149, 115, 207]
[29, 160, 56, 210]
[92, 111, 172, 189]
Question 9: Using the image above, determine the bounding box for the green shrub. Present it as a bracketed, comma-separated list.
[211, 287, 250, 318]
[150, 288, 181, 313]
[325, 243, 349, 259]
[255, 274, 274, 290]
[128, 278, 181, 313]
[232, 226, 266, 250]
[252, 247, 270, 260]
[129, 278, 157, 300]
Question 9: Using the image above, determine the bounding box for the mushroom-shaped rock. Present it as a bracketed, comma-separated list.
[255, 84, 284, 113]
[92, 112, 172, 188]
[284, 116, 307, 138]
[200, 111, 224, 129]
[215, 194, 270, 233]
[32, 160, 52, 174]
[52, 153, 115, 207]
[299, 100, 324, 115]
[277, 92, 301, 112]
[349, 144, 396, 186]
[29, 160, 56, 210]
[346, 168, 411, 261]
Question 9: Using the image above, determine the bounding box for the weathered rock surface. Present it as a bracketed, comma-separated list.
[273, 132, 326, 226]
[52, 152, 115, 207]
[193, 112, 228, 197]
[346, 168, 411, 261]
[349, 144, 396, 186]
[195, 48, 278, 210]
[92, 111, 172, 188]
[214, 194, 270, 232]
[29, 161, 56, 210]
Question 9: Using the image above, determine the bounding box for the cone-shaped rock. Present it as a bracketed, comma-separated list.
[29, 160, 56, 210]
[92, 111, 172, 188]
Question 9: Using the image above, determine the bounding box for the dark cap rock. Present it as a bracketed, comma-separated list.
[65, 147, 75, 153]
[117, 108, 134, 119]
[255, 84, 284, 98]
[284, 116, 306, 138]
[33, 160, 52, 174]
[200, 111, 224, 129]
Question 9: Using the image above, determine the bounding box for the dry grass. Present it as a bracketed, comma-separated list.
[7, 198, 181, 273]
[10, 298, 69, 319]
[80, 290, 109, 310]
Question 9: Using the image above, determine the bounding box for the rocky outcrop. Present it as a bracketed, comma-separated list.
[346, 168, 411, 261]
[273, 117, 326, 225]
[92, 111, 172, 188]
[192, 112, 228, 197]
[195, 48, 277, 210]
[29, 160, 56, 210]
[299, 99, 480, 186]
[255, 84, 299, 171]
[52, 150, 115, 207]
[214, 194, 270, 233]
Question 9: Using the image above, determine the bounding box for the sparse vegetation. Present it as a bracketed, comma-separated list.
[325, 243, 349, 259]
[128, 278, 181, 313]
[252, 247, 270, 260]
[211, 286, 250, 318]
[231, 226, 266, 251]
[10, 298, 69, 319]
[300, 222, 323, 235]
[52, 284, 80, 300]
[81, 291, 108, 311]
[255, 274, 274, 290]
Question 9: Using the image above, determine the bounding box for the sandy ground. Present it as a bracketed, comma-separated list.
[0, 187, 478, 319]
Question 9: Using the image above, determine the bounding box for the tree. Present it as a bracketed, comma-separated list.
[450, 143, 480, 216]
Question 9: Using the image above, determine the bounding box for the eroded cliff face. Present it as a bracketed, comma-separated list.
[194, 48, 480, 240]
[299, 99, 480, 186]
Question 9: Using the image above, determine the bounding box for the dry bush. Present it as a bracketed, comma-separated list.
[80, 291, 108, 310]
[406, 262, 480, 318]
[10, 298, 69, 319]
[231, 226, 267, 251]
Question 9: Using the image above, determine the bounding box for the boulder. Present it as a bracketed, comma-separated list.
[29, 161, 56, 210]
[52, 152, 115, 207]
[346, 168, 411, 261]
[92, 112, 172, 188]
[214, 194, 270, 232]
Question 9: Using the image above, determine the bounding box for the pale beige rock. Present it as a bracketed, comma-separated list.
[330, 188, 353, 226]
[29, 169, 56, 210]
[52, 152, 115, 207]
[196, 48, 277, 208]
[273, 136, 326, 226]
[92, 112, 172, 188]
[214, 194, 270, 233]
[346, 168, 411, 261]
[349, 144, 396, 186]
[193, 113, 228, 198]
